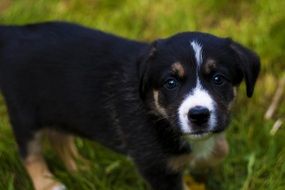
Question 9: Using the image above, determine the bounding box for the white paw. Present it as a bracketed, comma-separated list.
[52, 184, 67, 190]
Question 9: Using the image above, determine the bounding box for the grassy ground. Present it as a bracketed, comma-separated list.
[0, 0, 284, 189]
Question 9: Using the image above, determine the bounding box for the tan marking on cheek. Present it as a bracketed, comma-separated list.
[46, 130, 89, 172]
[167, 154, 193, 172]
[228, 87, 237, 110]
[228, 99, 235, 111]
[153, 90, 168, 117]
[204, 58, 216, 74]
[172, 62, 185, 78]
[233, 87, 237, 97]
[24, 132, 64, 190]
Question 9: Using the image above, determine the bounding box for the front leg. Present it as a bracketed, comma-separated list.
[120, 124, 185, 190]
[115, 99, 188, 189]
[137, 161, 184, 190]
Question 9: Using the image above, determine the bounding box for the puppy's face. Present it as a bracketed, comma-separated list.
[140, 32, 260, 140]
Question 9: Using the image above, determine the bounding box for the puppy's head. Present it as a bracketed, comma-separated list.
[139, 32, 260, 140]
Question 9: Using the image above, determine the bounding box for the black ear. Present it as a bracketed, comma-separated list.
[230, 41, 261, 97]
[138, 40, 161, 99]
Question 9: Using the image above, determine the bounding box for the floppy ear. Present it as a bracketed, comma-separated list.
[230, 41, 261, 97]
[138, 40, 161, 99]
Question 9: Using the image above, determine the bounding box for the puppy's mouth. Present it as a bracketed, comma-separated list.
[182, 126, 225, 141]
[184, 131, 213, 141]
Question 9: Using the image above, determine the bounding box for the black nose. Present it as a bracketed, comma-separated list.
[188, 106, 210, 125]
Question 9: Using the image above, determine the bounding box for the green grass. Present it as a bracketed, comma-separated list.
[0, 0, 285, 189]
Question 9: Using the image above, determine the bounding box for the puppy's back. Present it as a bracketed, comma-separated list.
[0, 21, 145, 142]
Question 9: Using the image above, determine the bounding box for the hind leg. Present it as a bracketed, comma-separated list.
[8, 108, 66, 190]
[46, 129, 89, 172]
[22, 131, 66, 190]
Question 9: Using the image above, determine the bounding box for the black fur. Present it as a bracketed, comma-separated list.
[0, 21, 260, 190]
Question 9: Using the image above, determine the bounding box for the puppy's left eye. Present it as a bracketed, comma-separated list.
[163, 78, 178, 90]
[212, 74, 225, 86]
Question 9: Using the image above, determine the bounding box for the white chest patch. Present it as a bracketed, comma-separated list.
[189, 135, 216, 159]
[188, 133, 228, 169]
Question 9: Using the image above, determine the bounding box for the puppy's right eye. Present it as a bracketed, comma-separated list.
[212, 74, 226, 86]
[163, 78, 178, 90]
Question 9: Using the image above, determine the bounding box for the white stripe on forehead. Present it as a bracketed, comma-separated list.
[176, 41, 217, 134]
[190, 41, 203, 66]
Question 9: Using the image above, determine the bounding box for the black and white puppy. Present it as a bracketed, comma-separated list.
[0, 22, 260, 190]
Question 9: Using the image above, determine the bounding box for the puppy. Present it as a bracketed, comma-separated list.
[0, 22, 260, 190]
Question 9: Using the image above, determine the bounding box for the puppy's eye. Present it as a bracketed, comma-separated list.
[212, 74, 225, 86]
[163, 78, 178, 90]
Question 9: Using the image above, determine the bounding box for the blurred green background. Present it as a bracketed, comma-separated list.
[0, 0, 284, 189]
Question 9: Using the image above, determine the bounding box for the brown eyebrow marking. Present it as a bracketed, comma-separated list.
[171, 62, 185, 78]
[204, 58, 217, 74]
